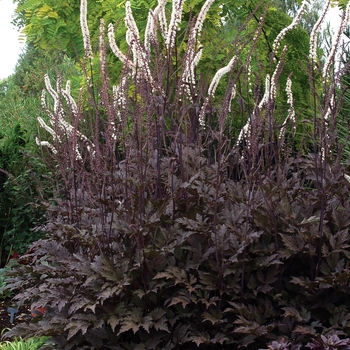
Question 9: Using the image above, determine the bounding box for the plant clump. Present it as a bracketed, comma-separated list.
[4, 0, 350, 349]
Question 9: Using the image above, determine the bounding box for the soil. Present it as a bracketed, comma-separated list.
[0, 299, 31, 336]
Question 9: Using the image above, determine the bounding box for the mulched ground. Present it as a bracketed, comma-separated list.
[0, 299, 31, 336]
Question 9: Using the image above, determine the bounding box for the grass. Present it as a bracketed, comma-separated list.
[0, 337, 50, 350]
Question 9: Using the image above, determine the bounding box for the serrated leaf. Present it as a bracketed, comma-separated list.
[189, 333, 210, 346]
[141, 315, 152, 333]
[300, 216, 320, 225]
[84, 302, 97, 313]
[198, 271, 217, 290]
[293, 325, 317, 335]
[153, 315, 169, 332]
[118, 319, 141, 335]
[202, 309, 224, 325]
[279, 233, 305, 251]
[91, 254, 121, 282]
[290, 276, 315, 290]
[256, 254, 282, 267]
[150, 308, 166, 321]
[118, 307, 143, 335]
[99, 283, 129, 302]
[153, 271, 173, 280]
[167, 295, 191, 308]
[68, 297, 91, 315]
[108, 315, 121, 332]
[281, 306, 302, 321]
[65, 320, 90, 340]
[117, 308, 153, 335]
[211, 332, 229, 344]
[133, 289, 146, 299]
[234, 326, 254, 334]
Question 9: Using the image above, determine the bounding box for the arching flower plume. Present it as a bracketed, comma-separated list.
[154, 0, 168, 40]
[39, 75, 96, 160]
[323, 1, 350, 80]
[273, 0, 309, 53]
[166, 0, 184, 51]
[80, 0, 92, 58]
[309, 0, 331, 61]
[279, 77, 296, 141]
[198, 55, 237, 127]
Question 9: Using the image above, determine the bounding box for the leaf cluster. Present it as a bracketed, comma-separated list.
[5, 129, 350, 349]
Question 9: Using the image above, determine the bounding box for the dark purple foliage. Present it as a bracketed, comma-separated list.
[306, 335, 350, 350]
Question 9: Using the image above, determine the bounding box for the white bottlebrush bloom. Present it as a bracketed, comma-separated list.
[145, 0, 168, 51]
[181, 0, 214, 98]
[145, 10, 156, 53]
[40, 90, 55, 122]
[228, 84, 236, 113]
[236, 121, 251, 147]
[113, 77, 128, 123]
[247, 61, 252, 93]
[273, 0, 309, 53]
[191, 46, 203, 75]
[198, 104, 207, 128]
[108, 23, 135, 71]
[190, 0, 215, 41]
[181, 45, 203, 98]
[125, 2, 142, 65]
[324, 94, 335, 121]
[270, 69, 278, 101]
[44, 74, 59, 104]
[279, 77, 296, 140]
[198, 55, 237, 127]
[126, 28, 138, 65]
[156, 0, 168, 40]
[39, 75, 96, 158]
[125, 1, 141, 44]
[188, 46, 203, 87]
[108, 23, 127, 63]
[323, 1, 350, 79]
[258, 74, 271, 109]
[166, 0, 184, 51]
[37, 117, 60, 141]
[44, 75, 66, 120]
[65, 80, 71, 95]
[80, 0, 92, 58]
[286, 77, 294, 107]
[35, 137, 57, 154]
[269, 45, 288, 103]
[208, 55, 237, 98]
[309, 0, 331, 61]
[99, 19, 107, 72]
[61, 81, 79, 117]
[108, 120, 117, 142]
[124, 1, 155, 89]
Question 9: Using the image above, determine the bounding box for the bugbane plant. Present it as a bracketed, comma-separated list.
[5, 0, 350, 349]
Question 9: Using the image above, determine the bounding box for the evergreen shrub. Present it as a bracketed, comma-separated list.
[0, 124, 46, 265]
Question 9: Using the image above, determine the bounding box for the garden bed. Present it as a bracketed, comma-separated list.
[0, 299, 31, 336]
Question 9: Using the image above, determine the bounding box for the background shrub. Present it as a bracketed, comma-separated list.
[0, 124, 46, 265]
[0, 40, 79, 267]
